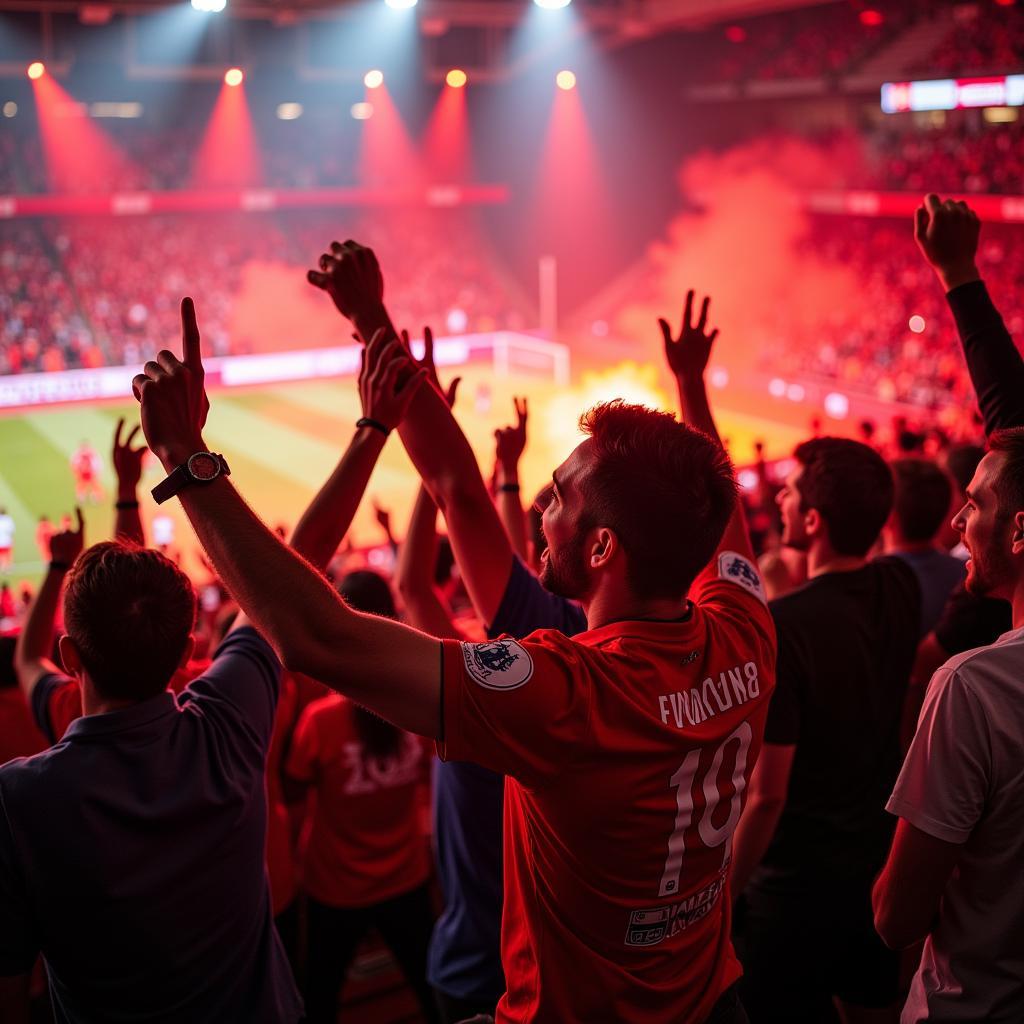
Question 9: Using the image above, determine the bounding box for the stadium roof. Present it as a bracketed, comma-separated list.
[0, 0, 842, 30]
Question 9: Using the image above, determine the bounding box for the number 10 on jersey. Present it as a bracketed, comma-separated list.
[658, 722, 753, 898]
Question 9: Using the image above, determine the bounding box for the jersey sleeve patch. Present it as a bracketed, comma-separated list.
[461, 639, 535, 691]
[717, 551, 767, 605]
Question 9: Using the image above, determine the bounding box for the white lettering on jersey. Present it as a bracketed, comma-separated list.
[658, 662, 761, 728]
[625, 868, 729, 947]
[461, 638, 534, 691]
[717, 550, 767, 605]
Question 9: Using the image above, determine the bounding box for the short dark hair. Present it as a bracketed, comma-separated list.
[577, 401, 737, 600]
[337, 570, 396, 619]
[987, 427, 1024, 520]
[63, 542, 196, 702]
[890, 458, 953, 544]
[944, 444, 985, 497]
[336, 570, 401, 759]
[794, 437, 893, 556]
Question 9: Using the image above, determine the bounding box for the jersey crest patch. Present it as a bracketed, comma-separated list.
[717, 551, 767, 605]
[461, 639, 534, 691]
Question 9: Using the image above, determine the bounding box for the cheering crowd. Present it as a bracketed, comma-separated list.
[0, 193, 1022, 1024]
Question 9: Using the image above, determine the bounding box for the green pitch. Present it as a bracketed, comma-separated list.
[0, 369, 568, 586]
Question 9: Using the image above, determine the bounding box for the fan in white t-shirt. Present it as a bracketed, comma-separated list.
[873, 429, 1024, 1023]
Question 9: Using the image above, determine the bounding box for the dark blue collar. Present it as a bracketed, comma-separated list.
[64, 691, 178, 740]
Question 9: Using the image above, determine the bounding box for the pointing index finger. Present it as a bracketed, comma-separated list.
[181, 297, 203, 372]
[74, 506, 84, 533]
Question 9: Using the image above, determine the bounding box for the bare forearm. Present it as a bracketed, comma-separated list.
[677, 375, 755, 562]
[397, 383, 513, 625]
[677, 377, 720, 447]
[114, 484, 145, 546]
[176, 476, 440, 735]
[395, 484, 462, 638]
[396, 484, 440, 595]
[497, 464, 529, 562]
[730, 796, 784, 898]
[291, 426, 387, 570]
[15, 566, 65, 678]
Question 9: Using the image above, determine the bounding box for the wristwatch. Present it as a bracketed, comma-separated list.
[152, 451, 231, 505]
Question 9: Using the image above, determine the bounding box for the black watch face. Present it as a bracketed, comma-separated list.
[188, 453, 220, 482]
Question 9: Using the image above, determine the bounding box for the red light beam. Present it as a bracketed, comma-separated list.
[357, 84, 421, 191]
[422, 79, 472, 183]
[192, 77, 263, 189]
[30, 72, 135, 193]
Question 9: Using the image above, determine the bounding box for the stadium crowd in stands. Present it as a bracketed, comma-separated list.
[1, 193, 1023, 1024]
[0, 210, 530, 374]
[913, 0, 1024, 75]
[764, 214, 1024, 415]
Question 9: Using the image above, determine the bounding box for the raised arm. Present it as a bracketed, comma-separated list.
[289, 331, 417, 570]
[133, 300, 442, 738]
[916, 194, 1024, 435]
[112, 418, 147, 546]
[14, 511, 84, 701]
[495, 397, 530, 562]
[394, 376, 463, 640]
[308, 245, 516, 627]
[660, 292, 756, 564]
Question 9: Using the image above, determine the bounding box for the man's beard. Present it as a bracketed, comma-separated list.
[539, 531, 591, 600]
[781, 520, 809, 552]
[965, 544, 1013, 598]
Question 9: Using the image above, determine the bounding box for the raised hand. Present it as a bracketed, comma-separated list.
[914, 194, 982, 292]
[373, 500, 392, 537]
[444, 375, 461, 409]
[132, 297, 210, 470]
[659, 290, 719, 383]
[494, 397, 528, 472]
[307, 240, 386, 329]
[401, 325, 461, 409]
[358, 328, 429, 433]
[112, 417, 148, 493]
[50, 507, 85, 567]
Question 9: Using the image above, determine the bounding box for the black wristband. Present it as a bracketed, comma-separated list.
[499, 483, 521, 493]
[356, 416, 391, 438]
[115, 500, 139, 510]
[49, 561, 70, 572]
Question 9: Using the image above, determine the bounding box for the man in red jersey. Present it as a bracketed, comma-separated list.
[70, 441, 103, 505]
[131, 251, 775, 1024]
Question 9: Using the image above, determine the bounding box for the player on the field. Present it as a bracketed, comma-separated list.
[35, 516, 55, 565]
[129, 243, 776, 1023]
[70, 441, 103, 505]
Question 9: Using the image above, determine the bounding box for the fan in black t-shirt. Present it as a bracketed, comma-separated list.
[730, 437, 921, 1023]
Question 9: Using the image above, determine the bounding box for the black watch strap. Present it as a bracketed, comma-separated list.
[152, 452, 231, 505]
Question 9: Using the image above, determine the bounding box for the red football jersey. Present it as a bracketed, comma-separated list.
[439, 551, 776, 1023]
[286, 693, 432, 908]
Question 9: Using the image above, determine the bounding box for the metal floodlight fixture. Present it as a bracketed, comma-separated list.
[534, 0, 572, 8]
[191, 0, 227, 12]
[364, 69, 384, 89]
[385, 0, 418, 8]
[27, 61, 45, 80]
[224, 67, 244, 86]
